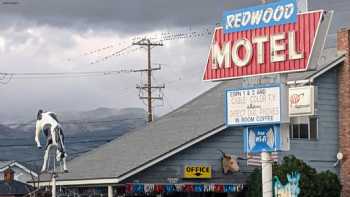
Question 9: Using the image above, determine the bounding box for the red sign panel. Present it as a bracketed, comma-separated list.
[203, 11, 323, 81]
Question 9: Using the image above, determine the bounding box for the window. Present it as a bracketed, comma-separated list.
[290, 116, 318, 140]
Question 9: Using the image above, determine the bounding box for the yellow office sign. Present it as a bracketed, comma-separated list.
[184, 165, 212, 179]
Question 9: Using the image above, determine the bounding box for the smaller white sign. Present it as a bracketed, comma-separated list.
[288, 86, 315, 116]
[226, 85, 281, 126]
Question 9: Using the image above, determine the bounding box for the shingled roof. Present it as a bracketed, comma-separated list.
[39, 48, 344, 185]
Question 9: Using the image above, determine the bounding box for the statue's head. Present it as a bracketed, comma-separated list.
[219, 150, 240, 174]
[37, 109, 44, 120]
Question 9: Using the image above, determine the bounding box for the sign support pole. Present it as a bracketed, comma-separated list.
[261, 152, 272, 197]
[51, 173, 56, 197]
[108, 185, 113, 197]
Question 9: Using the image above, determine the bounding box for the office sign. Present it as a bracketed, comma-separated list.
[183, 165, 212, 179]
[244, 125, 281, 153]
[222, 0, 297, 33]
[289, 86, 315, 116]
[225, 85, 280, 126]
[203, 11, 325, 81]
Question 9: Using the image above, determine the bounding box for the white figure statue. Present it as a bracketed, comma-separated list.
[35, 109, 68, 173]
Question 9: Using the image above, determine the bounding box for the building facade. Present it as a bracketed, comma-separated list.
[36, 37, 350, 196]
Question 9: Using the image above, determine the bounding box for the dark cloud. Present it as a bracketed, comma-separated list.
[0, 0, 259, 33]
[1, 0, 350, 122]
[0, 0, 349, 34]
[0, 0, 350, 34]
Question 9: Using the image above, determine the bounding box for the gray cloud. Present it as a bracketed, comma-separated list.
[0, 0, 259, 33]
[1, 0, 350, 123]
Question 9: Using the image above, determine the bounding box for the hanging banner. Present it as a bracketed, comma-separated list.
[183, 165, 212, 179]
[203, 10, 328, 81]
[289, 86, 315, 116]
[225, 85, 281, 126]
[243, 125, 281, 153]
[222, 0, 297, 33]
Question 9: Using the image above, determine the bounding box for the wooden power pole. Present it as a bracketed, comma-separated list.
[133, 39, 164, 122]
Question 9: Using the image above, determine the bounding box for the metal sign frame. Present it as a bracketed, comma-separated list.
[225, 84, 282, 127]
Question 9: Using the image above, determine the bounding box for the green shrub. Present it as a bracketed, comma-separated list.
[246, 155, 341, 197]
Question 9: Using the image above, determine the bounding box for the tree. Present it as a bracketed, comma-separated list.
[313, 171, 341, 197]
[246, 155, 341, 197]
[247, 168, 262, 197]
[273, 155, 317, 197]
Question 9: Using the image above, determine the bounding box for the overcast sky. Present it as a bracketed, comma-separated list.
[1, 0, 350, 122]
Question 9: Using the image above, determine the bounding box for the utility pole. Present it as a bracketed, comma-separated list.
[133, 39, 164, 122]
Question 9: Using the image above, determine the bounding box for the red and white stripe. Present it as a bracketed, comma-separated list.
[247, 152, 279, 167]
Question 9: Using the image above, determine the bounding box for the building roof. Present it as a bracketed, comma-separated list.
[287, 48, 344, 81]
[0, 180, 33, 195]
[0, 161, 38, 178]
[0, 161, 12, 170]
[40, 48, 345, 185]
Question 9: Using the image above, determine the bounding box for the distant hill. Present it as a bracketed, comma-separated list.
[0, 107, 147, 168]
[6, 107, 146, 136]
[0, 124, 24, 138]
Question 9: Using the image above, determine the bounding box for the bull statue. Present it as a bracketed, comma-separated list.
[35, 109, 68, 173]
[218, 150, 243, 174]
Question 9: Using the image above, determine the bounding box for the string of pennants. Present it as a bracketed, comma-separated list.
[89, 46, 141, 65]
[122, 183, 245, 194]
[84, 26, 214, 65]
[247, 152, 279, 167]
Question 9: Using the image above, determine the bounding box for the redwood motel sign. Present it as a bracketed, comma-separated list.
[203, 0, 329, 81]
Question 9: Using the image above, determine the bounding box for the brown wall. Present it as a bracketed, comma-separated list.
[337, 28, 350, 196]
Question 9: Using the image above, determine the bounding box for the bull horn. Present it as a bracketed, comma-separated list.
[218, 149, 224, 155]
[217, 149, 225, 156]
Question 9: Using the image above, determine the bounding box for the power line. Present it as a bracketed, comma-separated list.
[68, 26, 214, 65]
[89, 45, 138, 65]
[0, 68, 139, 83]
[0, 73, 13, 84]
[0, 69, 137, 76]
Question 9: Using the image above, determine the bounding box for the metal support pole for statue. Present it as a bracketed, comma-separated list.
[52, 173, 57, 197]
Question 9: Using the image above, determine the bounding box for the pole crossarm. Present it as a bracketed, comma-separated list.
[139, 96, 163, 100]
[136, 85, 165, 89]
[133, 67, 161, 72]
[132, 39, 163, 46]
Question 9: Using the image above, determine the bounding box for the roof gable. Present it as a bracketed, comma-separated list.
[0, 161, 38, 178]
